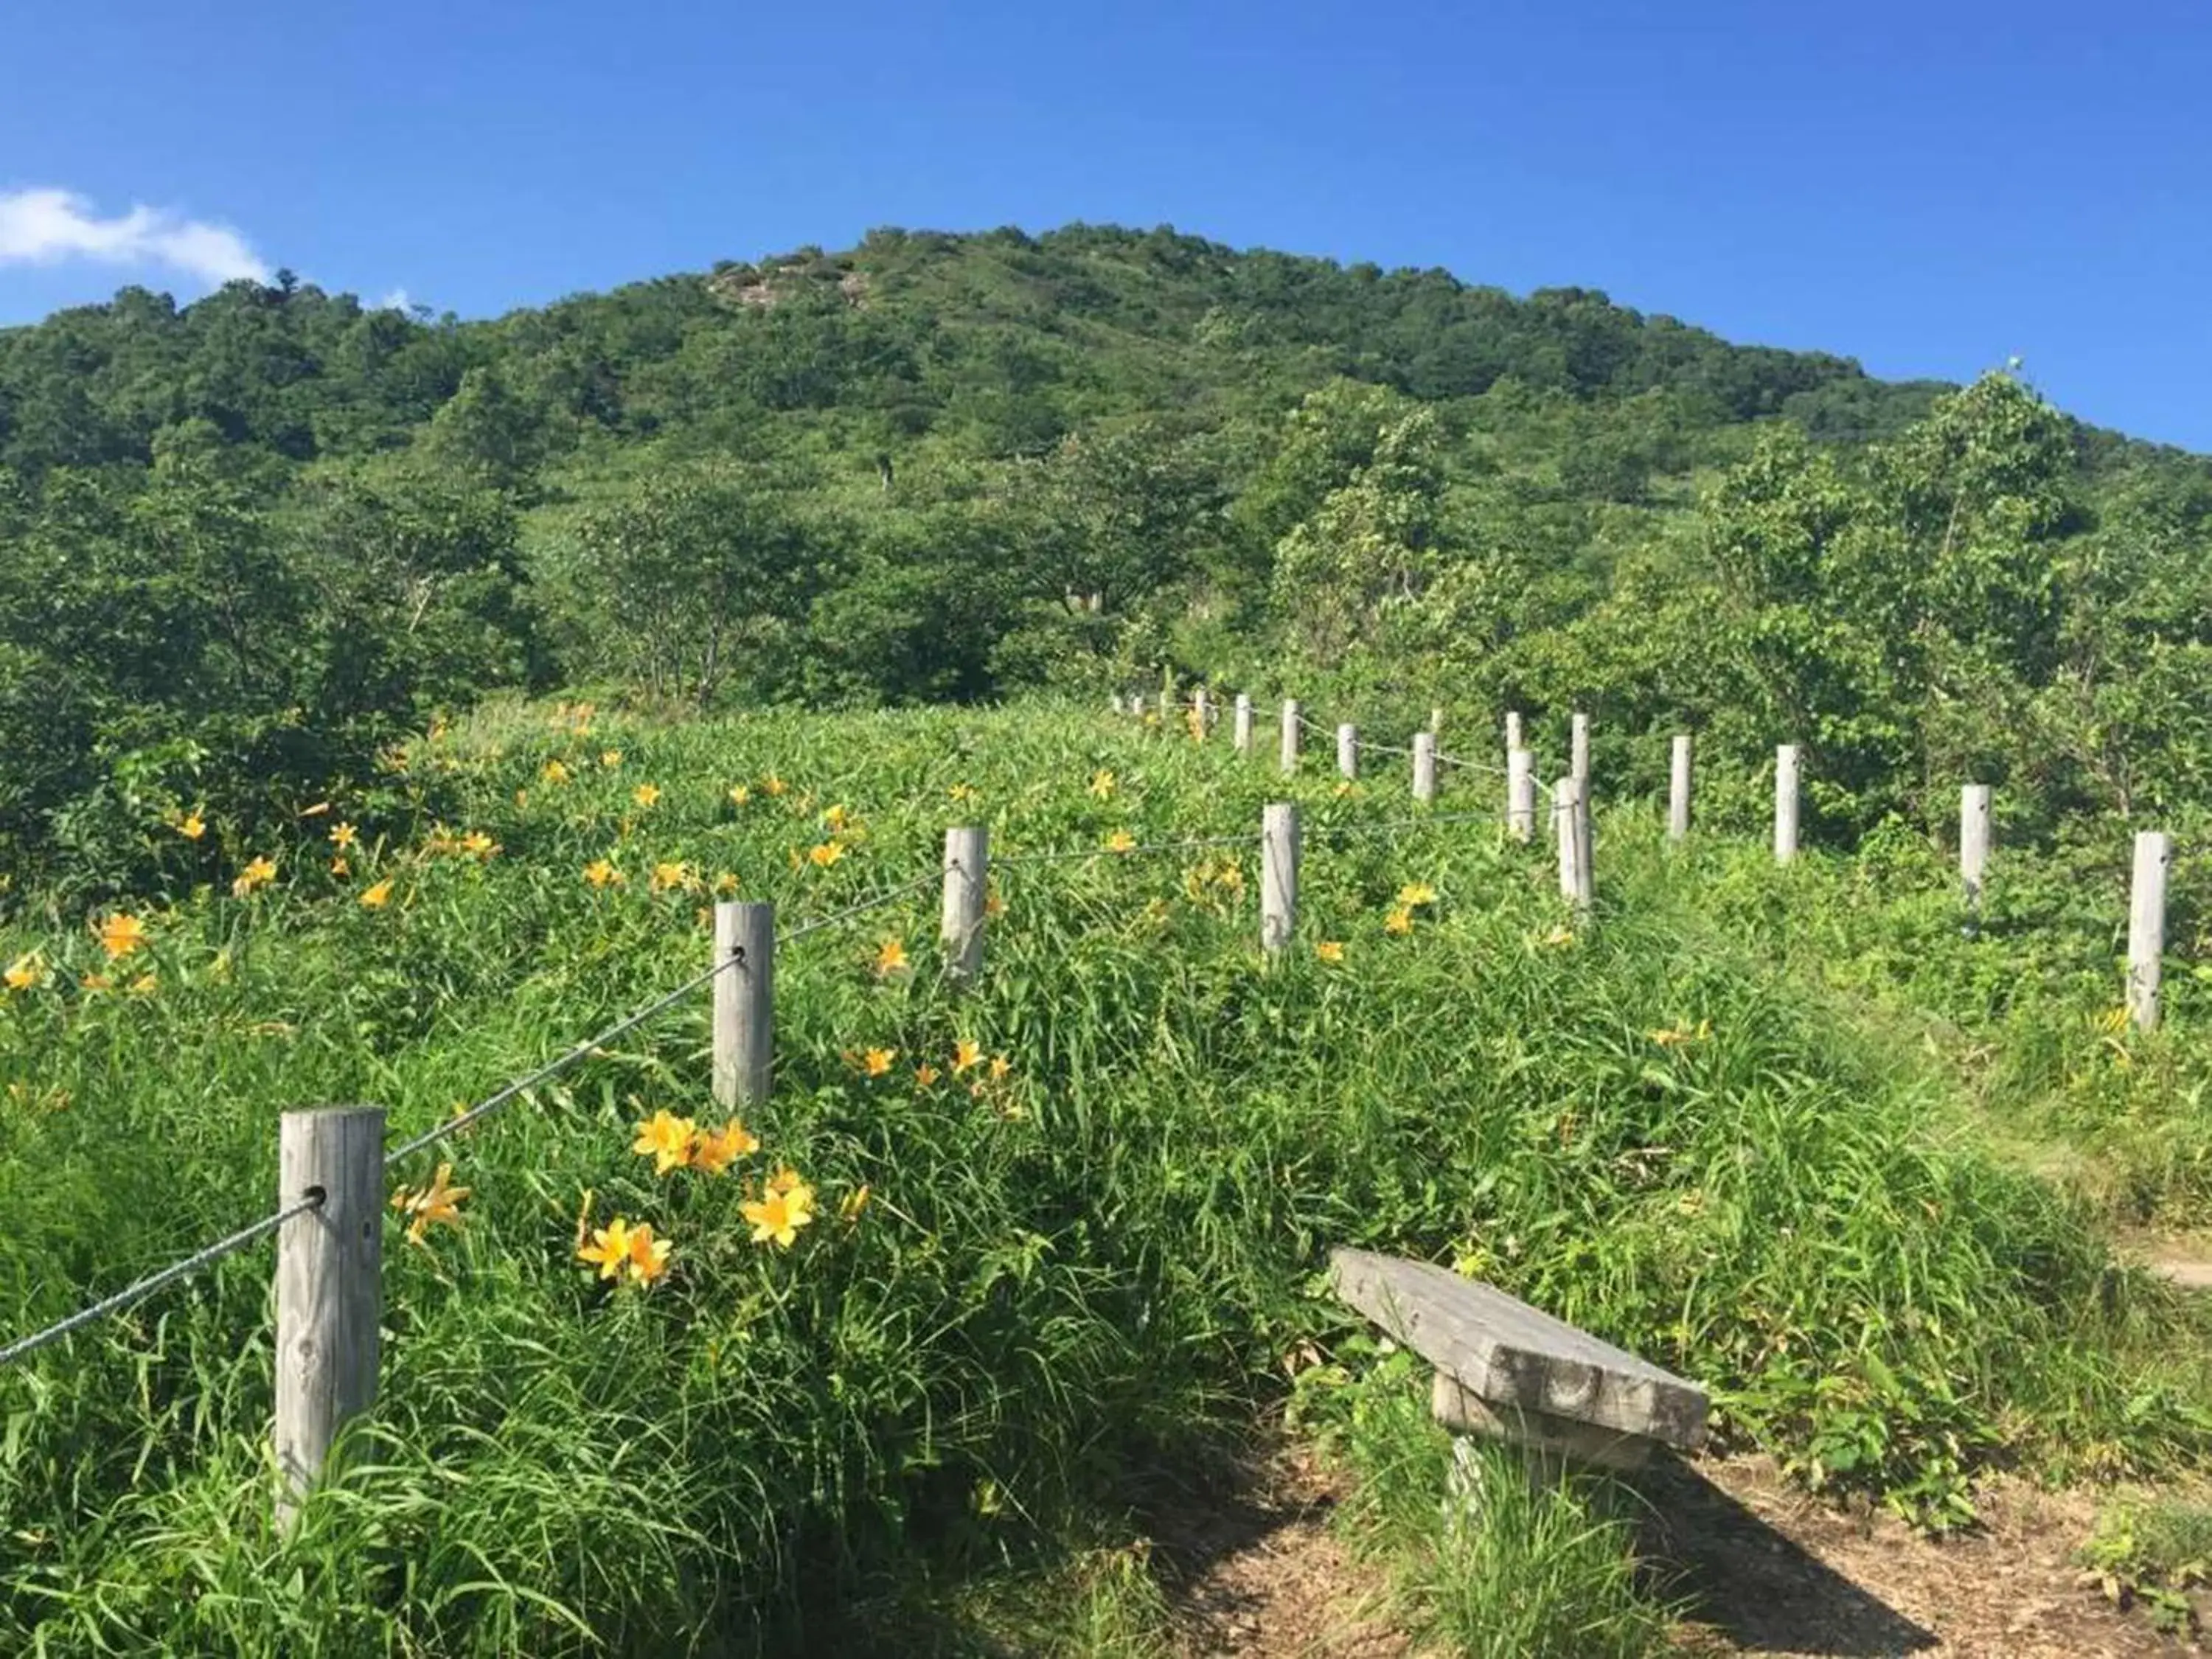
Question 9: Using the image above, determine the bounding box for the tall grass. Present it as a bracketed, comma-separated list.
[0, 696, 2205, 1652]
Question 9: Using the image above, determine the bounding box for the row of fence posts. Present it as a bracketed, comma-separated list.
[257, 693, 2180, 1528]
[1119, 691, 2175, 1036]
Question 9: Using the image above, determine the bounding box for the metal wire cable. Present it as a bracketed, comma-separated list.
[994, 830, 1256, 866]
[781, 869, 946, 942]
[0, 1192, 325, 1369]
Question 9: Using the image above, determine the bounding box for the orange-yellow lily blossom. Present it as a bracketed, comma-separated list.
[329, 821, 358, 849]
[874, 936, 909, 977]
[633, 783, 661, 809]
[359, 878, 395, 908]
[632, 1110, 697, 1175]
[177, 811, 206, 841]
[232, 856, 278, 898]
[97, 914, 148, 959]
[389, 1162, 471, 1245]
[864, 1047, 897, 1077]
[742, 1186, 816, 1248]
[626, 1222, 673, 1286]
[4, 952, 42, 991]
[577, 1216, 638, 1280]
[690, 1117, 759, 1175]
[953, 1039, 982, 1074]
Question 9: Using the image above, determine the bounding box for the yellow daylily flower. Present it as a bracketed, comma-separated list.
[359, 878, 395, 908]
[176, 811, 206, 841]
[626, 1222, 673, 1287]
[742, 1189, 814, 1248]
[1315, 940, 1345, 963]
[873, 936, 909, 977]
[1396, 883, 1439, 908]
[329, 821, 358, 849]
[762, 773, 788, 796]
[1089, 771, 1116, 799]
[809, 841, 846, 868]
[541, 759, 572, 785]
[863, 1047, 897, 1077]
[1106, 830, 1137, 854]
[691, 1117, 759, 1175]
[728, 784, 751, 807]
[915, 1063, 941, 1087]
[584, 859, 624, 888]
[841, 1185, 872, 1223]
[232, 855, 278, 898]
[600, 749, 623, 768]
[4, 952, 43, 991]
[389, 1162, 471, 1245]
[953, 1039, 982, 1074]
[632, 1110, 698, 1175]
[97, 913, 149, 959]
[1383, 907, 1413, 936]
[633, 783, 661, 809]
[577, 1216, 638, 1280]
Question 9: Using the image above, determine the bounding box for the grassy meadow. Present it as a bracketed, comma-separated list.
[0, 695, 2208, 1655]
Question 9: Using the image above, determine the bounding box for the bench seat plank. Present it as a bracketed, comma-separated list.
[1329, 1248, 1708, 1451]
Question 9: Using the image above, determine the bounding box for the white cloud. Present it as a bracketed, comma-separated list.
[377, 287, 415, 313]
[0, 187, 271, 287]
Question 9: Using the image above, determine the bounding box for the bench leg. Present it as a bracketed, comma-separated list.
[1430, 1370, 1651, 1472]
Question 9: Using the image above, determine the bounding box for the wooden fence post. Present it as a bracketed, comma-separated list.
[1192, 686, 1211, 739]
[1960, 785, 1992, 910]
[1338, 723, 1359, 781]
[1508, 749, 1535, 841]
[1669, 734, 1693, 843]
[1130, 693, 1144, 720]
[942, 826, 989, 985]
[1110, 692, 1124, 714]
[1775, 745, 1800, 865]
[1430, 706, 1444, 736]
[1262, 801, 1300, 956]
[1233, 694, 1253, 754]
[713, 901, 774, 1107]
[2129, 830, 2170, 1032]
[1280, 699, 1301, 774]
[1556, 777, 1592, 909]
[1413, 731, 1438, 802]
[276, 1104, 384, 1532]
[1571, 712, 1590, 799]
[1505, 711, 1523, 763]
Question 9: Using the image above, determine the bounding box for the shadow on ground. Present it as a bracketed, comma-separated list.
[1635, 1456, 1937, 1656]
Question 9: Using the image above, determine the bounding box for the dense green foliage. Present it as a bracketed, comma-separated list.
[0, 701, 2206, 1652]
[8, 223, 2211, 904]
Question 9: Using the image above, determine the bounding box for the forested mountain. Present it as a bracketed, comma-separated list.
[2, 223, 2208, 897]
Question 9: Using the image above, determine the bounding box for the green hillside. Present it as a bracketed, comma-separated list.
[6, 223, 2211, 907]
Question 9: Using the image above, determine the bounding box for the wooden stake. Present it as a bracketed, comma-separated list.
[1280, 699, 1301, 774]
[1413, 731, 1438, 802]
[1960, 785, 1992, 909]
[1571, 712, 1590, 798]
[942, 826, 988, 985]
[1668, 734, 1692, 843]
[712, 901, 773, 1107]
[1556, 777, 1591, 909]
[2129, 830, 2170, 1032]
[1505, 710, 1523, 759]
[1192, 686, 1211, 739]
[1110, 692, 1124, 714]
[1508, 749, 1535, 841]
[1775, 745, 1800, 864]
[1233, 694, 1253, 753]
[276, 1105, 384, 1532]
[1430, 706, 1444, 736]
[1262, 801, 1299, 955]
[1337, 723, 1358, 781]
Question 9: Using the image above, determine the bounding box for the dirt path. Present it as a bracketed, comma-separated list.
[1148, 1443, 2197, 1658]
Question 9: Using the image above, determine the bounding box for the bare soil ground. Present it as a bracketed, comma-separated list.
[1147, 1441, 2199, 1658]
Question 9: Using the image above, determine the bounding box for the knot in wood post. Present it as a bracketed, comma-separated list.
[713, 901, 774, 1107]
[1261, 801, 1300, 956]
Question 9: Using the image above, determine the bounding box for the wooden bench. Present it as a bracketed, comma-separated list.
[1329, 1248, 1709, 1470]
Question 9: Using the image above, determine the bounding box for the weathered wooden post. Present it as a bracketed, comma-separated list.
[942, 826, 988, 985]
[2129, 831, 2170, 1032]
[1110, 692, 1124, 715]
[1192, 686, 1211, 739]
[712, 901, 773, 1107]
[1668, 734, 1693, 843]
[1413, 731, 1438, 802]
[1337, 723, 1359, 781]
[1556, 777, 1591, 909]
[1775, 745, 1800, 864]
[1233, 694, 1254, 754]
[275, 1104, 384, 1531]
[1130, 693, 1144, 720]
[1505, 711, 1524, 765]
[1430, 706, 1444, 736]
[1280, 699, 1301, 774]
[1960, 785, 1992, 910]
[1508, 749, 1535, 842]
[1262, 801, 1300, 956]
[1571, 712, 1591, 799]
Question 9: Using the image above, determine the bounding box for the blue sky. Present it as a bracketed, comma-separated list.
[4, 0, 2208, 447]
